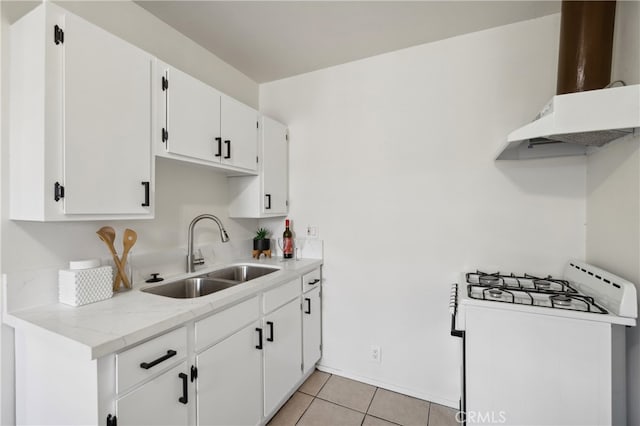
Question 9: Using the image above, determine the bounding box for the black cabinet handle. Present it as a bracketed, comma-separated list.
[266, 321, 274, 342]
[141, 181, 150, 207]
[224, 140, 231, 159]
[308, 279, 320, 285]
[178, 372, 188, 404]
[139, 349, 176, 369]
[215, 137, 222, 157]
[304, 298, 311, 314]
[265, 194, 271, 210]
[255, 327, 263, 349]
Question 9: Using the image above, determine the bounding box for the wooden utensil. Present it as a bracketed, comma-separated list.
[114, 229, 137, 290]
[96, 226, 131, 291]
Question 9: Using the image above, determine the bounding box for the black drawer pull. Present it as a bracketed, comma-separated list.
[266, 321, 274, 342]
[215, 137, 222, 157]
[178, 372, 188, 404]
[308, 278, 320, 285]
[265, 194, 271, 210]
[304, 297, 311, 314]
[139, 350, 177, 369]
[224, 140, 231, 159]
[255, 328, 263, 350]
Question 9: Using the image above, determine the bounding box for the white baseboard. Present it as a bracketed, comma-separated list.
[316, 363, 459, 410]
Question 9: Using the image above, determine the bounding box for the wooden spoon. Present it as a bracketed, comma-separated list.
[96, 226, 131, 291]
[116, 229, 137, 289]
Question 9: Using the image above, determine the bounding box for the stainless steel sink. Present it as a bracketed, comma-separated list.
[141, 264, 280, 299]
[204, 264, 279, 282]
[141, 278, 239, 299]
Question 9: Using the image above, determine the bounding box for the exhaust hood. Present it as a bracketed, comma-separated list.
[496, 84, 640, 160]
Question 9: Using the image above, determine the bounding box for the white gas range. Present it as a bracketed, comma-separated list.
[450, 260, 637, 426]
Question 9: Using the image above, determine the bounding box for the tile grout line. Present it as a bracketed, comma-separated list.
[426, 400, 432, 426]
[295, 372, 333, 426]
[361, 387, 379, 425]
[365, 413, 404, 426]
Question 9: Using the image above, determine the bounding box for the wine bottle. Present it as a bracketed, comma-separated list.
[283, 219, 293, 259]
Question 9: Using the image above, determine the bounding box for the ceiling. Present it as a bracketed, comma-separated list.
[136, 1, 560, 83]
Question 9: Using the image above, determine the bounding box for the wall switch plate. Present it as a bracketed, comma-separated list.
[370, 345, 381, 363]
[306, 225, 318, 238]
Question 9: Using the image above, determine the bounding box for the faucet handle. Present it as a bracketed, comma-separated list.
[193, 248, 205, 266]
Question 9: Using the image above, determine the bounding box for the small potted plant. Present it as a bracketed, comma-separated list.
[253, 228, 271, 251]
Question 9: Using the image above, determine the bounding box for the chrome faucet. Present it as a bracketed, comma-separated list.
[187, 214, 230, 273]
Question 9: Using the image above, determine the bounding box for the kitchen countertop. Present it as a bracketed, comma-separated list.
[3, 257, 322, 359]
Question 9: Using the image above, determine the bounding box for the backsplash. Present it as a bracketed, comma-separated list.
[2, 238, 323, 315]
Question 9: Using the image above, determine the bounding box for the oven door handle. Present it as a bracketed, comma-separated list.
[451, 314, 465, 338]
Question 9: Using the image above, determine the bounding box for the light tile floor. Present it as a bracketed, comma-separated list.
[268, 371, 460, 426]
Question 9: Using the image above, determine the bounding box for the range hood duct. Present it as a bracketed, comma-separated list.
[556, 1, 616, 95]
[497, 1, 640, 161]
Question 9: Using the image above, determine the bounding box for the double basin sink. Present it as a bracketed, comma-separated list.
[141, 264, 280, 299]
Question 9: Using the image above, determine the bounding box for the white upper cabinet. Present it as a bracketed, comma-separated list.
[63, 12, 152, 215]
[164, 66, 222, 161]
[9, 3, 153, 221]
[228, 116, 289, 218]
[9, 3, 154, 221]
[158, 64, 258, 174]
[221, 94, 259, 171]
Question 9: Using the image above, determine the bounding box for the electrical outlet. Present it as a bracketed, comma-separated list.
[370, 345, 381, 363]
[306, 225, 318, 238]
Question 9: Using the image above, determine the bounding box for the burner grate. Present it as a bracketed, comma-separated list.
[466, 271, 608, 314]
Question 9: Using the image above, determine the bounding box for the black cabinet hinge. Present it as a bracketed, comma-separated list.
[162, 76, 169, 91]
[162, 128, 168, 143]
[54, 25, 64, 45]
[190, 365, 198, 382]
[106, 414, 117, 426]
[54, 182, 64, 202]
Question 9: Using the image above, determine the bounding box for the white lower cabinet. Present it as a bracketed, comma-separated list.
[12, 268, 322, 426]
[263, 298, 303, 416]
[116, 361, 190, 426]
[302, 286, 322, 374]
[196, 321, 263, 426]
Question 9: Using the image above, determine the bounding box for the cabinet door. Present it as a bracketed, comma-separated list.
[196, 322, 262, 426]
[302, 287, 321, 373]
[263, 298, 302, 416]
[116, 362, 189, 426]
[262, 117, 288, 215]
[166, 66, 222, 161]
[221, 95, 258, 171]
[63, 12, 152, 214]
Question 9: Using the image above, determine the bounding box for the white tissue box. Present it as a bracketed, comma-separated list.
[59, 266, 113, 307]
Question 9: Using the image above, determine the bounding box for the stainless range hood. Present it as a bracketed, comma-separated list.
[496, 84, 640, 160]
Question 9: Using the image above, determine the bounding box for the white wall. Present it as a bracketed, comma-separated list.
[260, 14, 587, 406]
[587, 2, 640, 424]
[0, 2, 259, 423]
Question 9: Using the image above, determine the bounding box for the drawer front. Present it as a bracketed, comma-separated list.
[117, 327, 187, 394]
[263, 278, 300, 314]
[195, 296, 259, 351]
[302, 268, 321, 293]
